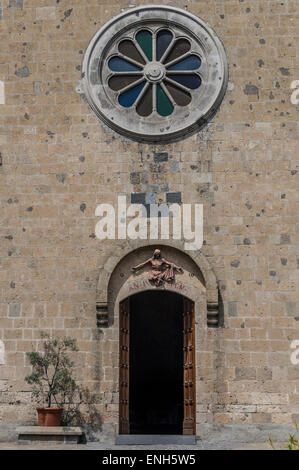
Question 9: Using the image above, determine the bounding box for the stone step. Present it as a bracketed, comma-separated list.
[17, 426, 84, 444]
[116, 435, 196, 445]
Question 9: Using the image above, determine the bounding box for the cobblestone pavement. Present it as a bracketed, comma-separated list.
[0, 441, 280, 450]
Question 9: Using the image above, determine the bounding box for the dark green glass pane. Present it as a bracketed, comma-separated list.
[108, 75, 141, 91]
[136, 30, 152, 61]
[165, 82, 191, 106]
[164, 39, 191, 64]
[157, 84, 174, 117]
[118, 40, 145, 65]
[157, 29, 173, 61]
[136, 85, 153, 117]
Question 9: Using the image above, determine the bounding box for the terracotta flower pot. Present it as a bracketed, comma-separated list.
[36, 408, 63, 426]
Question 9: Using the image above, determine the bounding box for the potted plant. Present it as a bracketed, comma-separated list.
[25, 331, 78, 426]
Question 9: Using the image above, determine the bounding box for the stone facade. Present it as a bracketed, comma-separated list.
[0, 0, 298, 442]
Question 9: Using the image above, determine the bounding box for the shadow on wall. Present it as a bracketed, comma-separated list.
[61, 386, 102, 442]
[217, 289, 225, 328]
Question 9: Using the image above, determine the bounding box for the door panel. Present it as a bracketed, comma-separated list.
[183, 298, 196, 435]
[119, 298, 130, 434]
[129, 290, 183, 434]
[119, 294, 195, 435]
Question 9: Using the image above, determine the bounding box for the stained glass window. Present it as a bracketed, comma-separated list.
[80, 6, 228, 142]
[107, 29, 202, 117]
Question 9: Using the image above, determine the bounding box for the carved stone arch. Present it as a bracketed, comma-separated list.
[96, 241, 219, 327]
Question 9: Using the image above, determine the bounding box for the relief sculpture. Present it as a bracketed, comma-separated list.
[132, 249, 183, 287]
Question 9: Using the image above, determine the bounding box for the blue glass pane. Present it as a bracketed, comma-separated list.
[168, 55, 201, 71]
[118, 82, 145, 107]
[168, 74, 201, 89]
[157, 30, 173, 61]
[108, 57, 141, 72]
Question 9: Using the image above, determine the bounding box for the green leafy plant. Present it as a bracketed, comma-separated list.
[269, 424, 299, 450]
[25, 331, 102, 432]
[25, 331, 78, 408]
[286, 424, 299, 450]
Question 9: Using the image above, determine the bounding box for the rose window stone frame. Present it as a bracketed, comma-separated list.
[77, 5, 229, 143]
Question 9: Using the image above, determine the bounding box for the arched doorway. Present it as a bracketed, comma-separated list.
[119, 290, 195, 436]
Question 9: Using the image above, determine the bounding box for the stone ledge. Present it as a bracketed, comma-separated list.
[17, 426, 84, 444]
[116, 435, 196, 445]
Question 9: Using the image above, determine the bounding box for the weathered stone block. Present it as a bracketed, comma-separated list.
[8, 304, 21, 318]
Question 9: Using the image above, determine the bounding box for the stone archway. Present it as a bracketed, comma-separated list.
[96, 244, 220, 440]
[96, 242, 219, 327]
[113, 246, 205, 438]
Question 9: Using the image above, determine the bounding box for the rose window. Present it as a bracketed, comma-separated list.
[79, 6, 228, 142]
[108, 29, 202, 117]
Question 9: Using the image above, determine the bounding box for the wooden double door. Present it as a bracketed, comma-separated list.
[119, 291, 195, 435]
